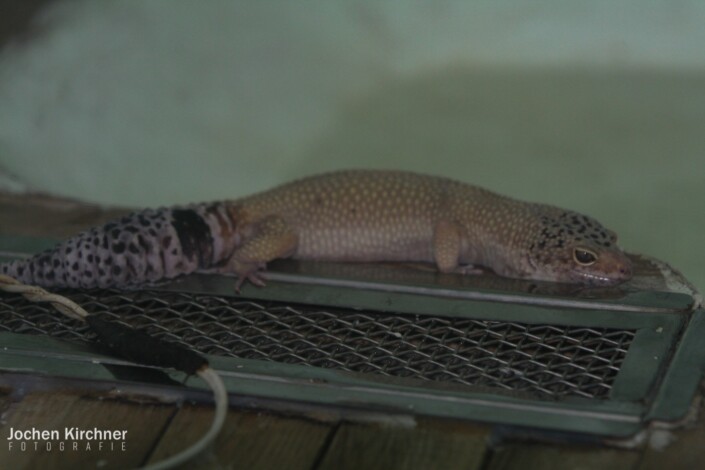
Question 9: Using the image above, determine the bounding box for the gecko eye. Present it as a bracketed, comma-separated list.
[573, 248, 597, 266]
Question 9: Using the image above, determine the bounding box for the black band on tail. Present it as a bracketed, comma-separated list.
[171, 208, 214, 268]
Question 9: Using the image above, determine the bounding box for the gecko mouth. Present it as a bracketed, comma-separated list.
[574, 272, 622, 286]
[572, 265, 633, 286]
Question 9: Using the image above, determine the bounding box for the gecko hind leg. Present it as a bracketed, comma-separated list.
[220, 216, 298, 292]
[231, 260, 267, 291]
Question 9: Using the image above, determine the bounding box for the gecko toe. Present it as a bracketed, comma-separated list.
[249, 272, 267, 288]
[454, 264, 484, 276]
[234, 268, 267, 292]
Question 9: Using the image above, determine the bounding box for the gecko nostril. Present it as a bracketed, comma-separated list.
[619, 266, 632, 276]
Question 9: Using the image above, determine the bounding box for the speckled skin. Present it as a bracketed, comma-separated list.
[0, 170, 633, 289]
[0, 203, 238, 288]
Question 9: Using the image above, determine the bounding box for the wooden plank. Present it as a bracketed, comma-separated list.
[316, 422, 489, 470]
[488, 444, 641, 470]
[0, 391, 175, 469]
[0, 386, 13, 411]
[0, 391, 81, 469]
[50, 395, 176, 469]
[148, 405, 333, 470]
[638, 412, 705, 469]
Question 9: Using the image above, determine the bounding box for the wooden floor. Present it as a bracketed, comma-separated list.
[1, 191, 704, 470]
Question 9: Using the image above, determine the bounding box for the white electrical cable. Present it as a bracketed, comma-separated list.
[142, 366, 228, 469]
[0, 274, 88, 321]
[0, 274, 229, 469]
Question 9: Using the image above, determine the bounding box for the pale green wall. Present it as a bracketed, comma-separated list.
[0, 1, 703, 291]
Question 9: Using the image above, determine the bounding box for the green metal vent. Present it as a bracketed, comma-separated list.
[1, 289, 637, 400]
[0, 235, 703, 439]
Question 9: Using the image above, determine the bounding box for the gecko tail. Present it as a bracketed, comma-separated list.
[0, 259, 32, 284]
[0, 203, 238, 289]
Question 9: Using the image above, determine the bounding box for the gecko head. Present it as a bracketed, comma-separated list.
[524, 210, 633, 286]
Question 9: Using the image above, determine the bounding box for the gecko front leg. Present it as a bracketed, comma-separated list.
[222, 216, 298, 291]
[433, 219, 463, 273]
[433, 219, 484, 276]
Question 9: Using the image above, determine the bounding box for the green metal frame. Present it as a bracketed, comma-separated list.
[0, 235, 703, 438]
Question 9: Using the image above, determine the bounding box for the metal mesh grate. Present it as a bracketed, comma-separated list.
[0, 289, 636, 399]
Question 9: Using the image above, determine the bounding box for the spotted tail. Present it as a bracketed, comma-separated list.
[0, 203, 239, 289]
